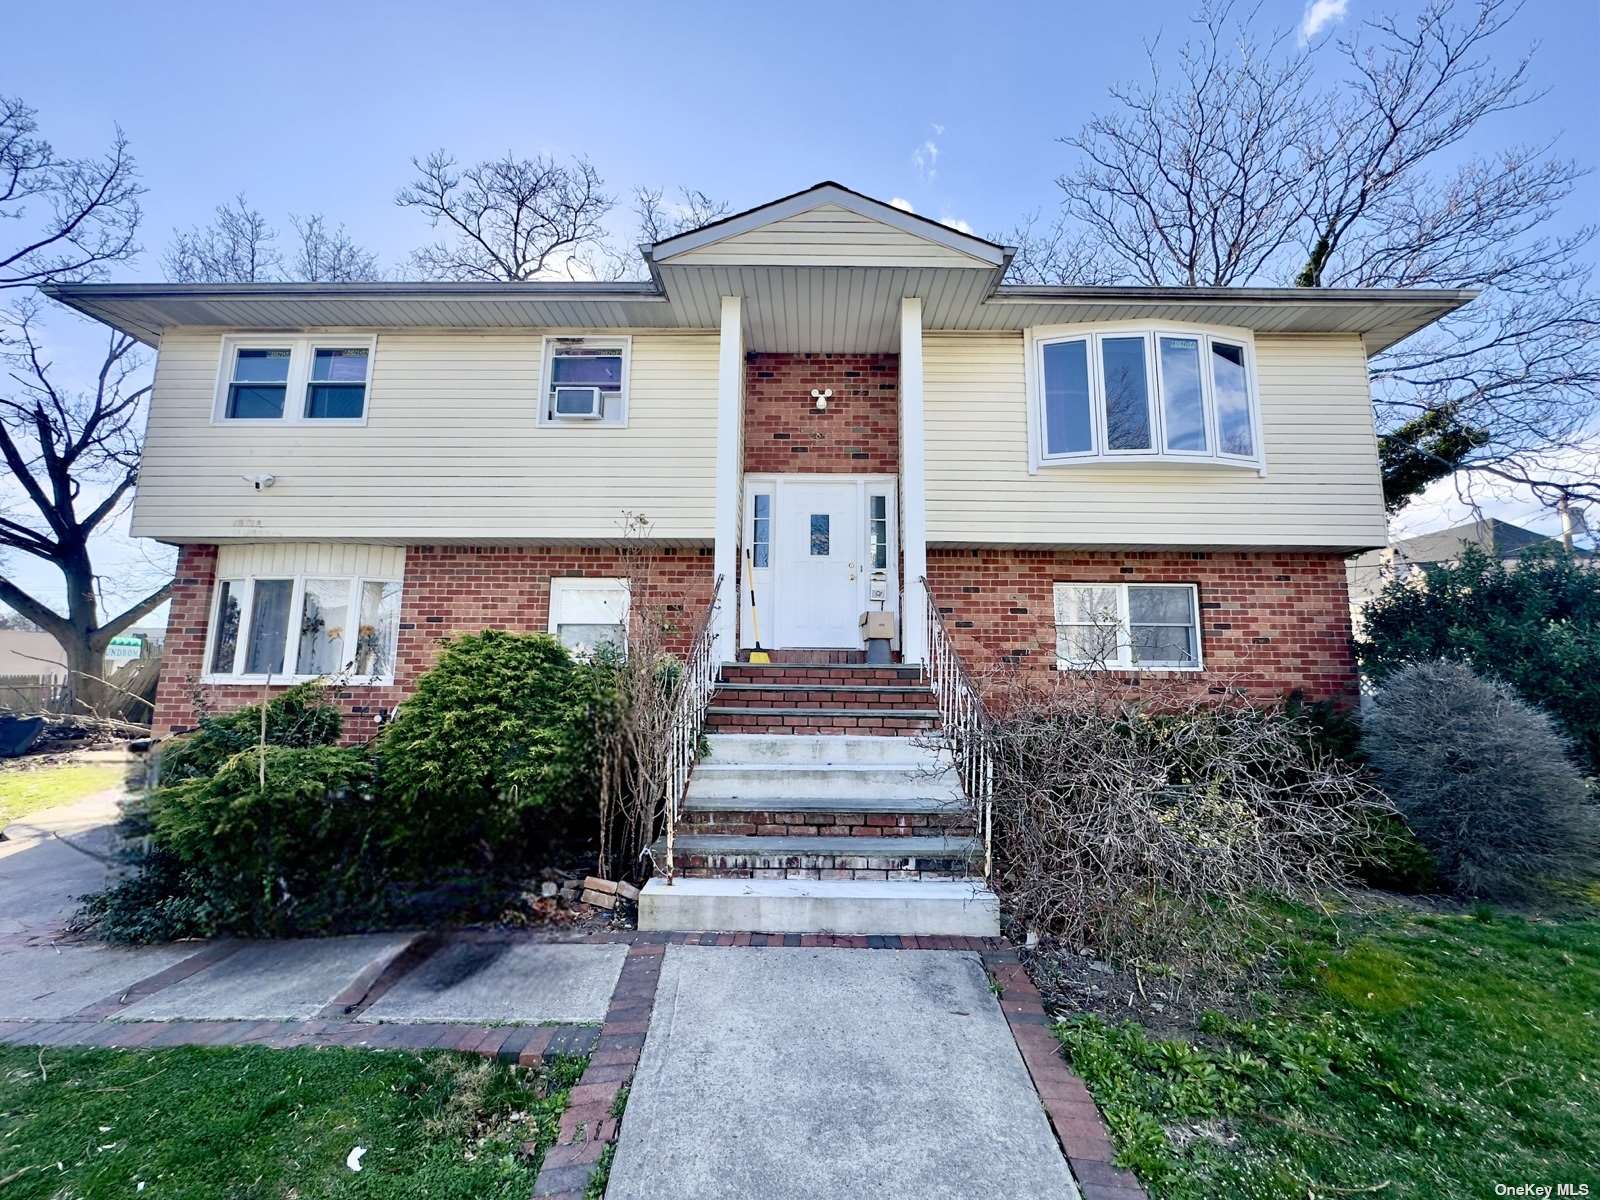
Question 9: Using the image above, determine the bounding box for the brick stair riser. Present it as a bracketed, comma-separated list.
[737, 649, 869, 664]
[720, 665, 926, 686]
[706, 713, 934, 735]
[711, 688, 935, 711]
[681, 811, 975, 838]
[679, 865, 977, 882]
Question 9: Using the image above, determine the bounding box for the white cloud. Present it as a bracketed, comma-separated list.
[889, 197, 916, 213]
[931, 123, 945, 136]
[940, 216, 975, 235]
[1299, 0, 1350, 43]
[913, 123, 941, 180]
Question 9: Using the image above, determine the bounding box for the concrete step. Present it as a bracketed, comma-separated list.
[705, 707, 937, 735]
[702, 733, 949, 766]
[638, 877, 1000, 936]
[686, 762, 964, 803]
[720, 662, 927, 686]
[682, 793, 966, 814]
[660, 834, 979, 878]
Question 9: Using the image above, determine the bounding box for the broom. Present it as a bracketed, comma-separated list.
[744, 548, 771, 663]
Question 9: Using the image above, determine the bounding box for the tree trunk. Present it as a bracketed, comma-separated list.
[63, 635, 108, 716]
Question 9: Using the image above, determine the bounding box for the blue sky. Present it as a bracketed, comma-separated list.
[6, 0, 1598, 615]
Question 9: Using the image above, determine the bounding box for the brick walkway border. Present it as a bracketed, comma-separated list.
[982, 945, 1150, 1200]
[0, 928, 1140, 1200]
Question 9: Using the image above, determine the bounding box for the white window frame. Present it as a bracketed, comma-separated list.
[1053, 581, 1204, 672]
[1025, 321, 1265, 473]
[548, 577, 630, 655]
[211, 334, 377, 426]
[537, 335, 631, 427]
[203, 571, 402, 684]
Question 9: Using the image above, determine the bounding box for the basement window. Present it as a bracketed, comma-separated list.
[540, 336, 630, 426]
[206, 573, 402, 683]
[1053, 582, 1203, 670]
[1030, 325, 1262, 468]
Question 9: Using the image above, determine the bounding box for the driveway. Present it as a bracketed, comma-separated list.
[0, 786, 121, 943]
[606, 946, 1079, 1200]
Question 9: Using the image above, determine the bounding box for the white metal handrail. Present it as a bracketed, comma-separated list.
[919, 578, 994, 880]
[662, 575, 723, 884]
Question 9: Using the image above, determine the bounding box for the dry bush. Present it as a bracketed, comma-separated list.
[976, 667, 1387, 984]
[1363, 660, 1598, 900]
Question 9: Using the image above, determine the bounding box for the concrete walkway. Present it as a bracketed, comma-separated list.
[605, 946, 1079, 1200]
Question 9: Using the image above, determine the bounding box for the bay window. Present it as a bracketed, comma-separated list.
[1031, 325, 1261, 467]
[207, 572, 402, 682]
[1053, 582, 1203, 670]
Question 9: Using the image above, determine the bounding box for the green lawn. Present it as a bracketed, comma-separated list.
[0, 762, 125, 827]
[1057, 904, 1600, 1200]
[0, 1045, 585, 1199]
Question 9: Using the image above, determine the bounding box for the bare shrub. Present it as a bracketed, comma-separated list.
[591, 514, 709, 881]
[1363, 660, 1597, 899]
[978, 667, 1386, 986]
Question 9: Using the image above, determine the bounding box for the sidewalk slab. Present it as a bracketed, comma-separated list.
[606, 946, 1078, 1200]
[0, 944, 202, 1020]
[358, 941, 626, 1025]
[117, 934, 416, 1021]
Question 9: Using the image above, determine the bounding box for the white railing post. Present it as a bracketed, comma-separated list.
[919, 576, 995, 882]
[662, 575, 723, 885]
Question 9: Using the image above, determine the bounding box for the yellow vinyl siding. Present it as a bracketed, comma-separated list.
[669, 205, 989, 269]
[215, 543, 406, 579]
[923, 332, 1387, 549]
[131, 330, 719, 543]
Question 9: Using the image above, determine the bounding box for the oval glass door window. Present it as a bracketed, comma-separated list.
[810, 514, 830, 555]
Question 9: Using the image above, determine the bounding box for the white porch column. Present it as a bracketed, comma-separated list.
[712, 295, 744, 663]
[899, 296, 929, 664]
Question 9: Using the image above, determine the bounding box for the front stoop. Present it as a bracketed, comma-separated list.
[647, 662, 1000, 936]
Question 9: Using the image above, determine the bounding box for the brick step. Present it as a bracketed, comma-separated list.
[638, 878, 1000, 936]
[719, 663, 926, 686]
[736, 648, 871, 664]
[710, 683, 935, 711]
[680, 807, 976, 838]
[704, 707, 937, 735]
[655, 834, 980, 880]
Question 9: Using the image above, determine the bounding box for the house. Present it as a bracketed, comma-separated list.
[1348, 517, 1594, 616]
[46, 182, 1472, 934]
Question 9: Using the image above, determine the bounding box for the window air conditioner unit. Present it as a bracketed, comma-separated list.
[552, 385, 604, 420]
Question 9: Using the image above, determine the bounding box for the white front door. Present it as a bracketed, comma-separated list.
[775, 480, 862, 646]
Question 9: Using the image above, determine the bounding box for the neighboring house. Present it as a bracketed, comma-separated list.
[47, 183, 1472, 933]
[0, 631, 67, 680]
[1347, 517, 1595, 620]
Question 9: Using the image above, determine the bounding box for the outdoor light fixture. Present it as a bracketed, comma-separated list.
[811, 388, 832, 411]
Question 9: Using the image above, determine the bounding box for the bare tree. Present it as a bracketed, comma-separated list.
[0, 300, 169, 714]
[164, 194, 280, 282]
[1039, 0, 1600, 513]
[994, 210, 1122, 287]
[165, 195, 380, 283]
[0, 95, 143, 292]
[396, 150, 613, 281]
[633, 186, 729, 244]
[290, 213, 380, 282]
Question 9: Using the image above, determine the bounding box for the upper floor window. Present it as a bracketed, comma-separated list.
[1029, 325, 1262, 468]
[215, 335, 375, 425]
[541, 335, 629, 426]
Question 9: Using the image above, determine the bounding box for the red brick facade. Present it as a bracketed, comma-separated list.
[155, 542, 715, 742]
[743, 352, 899, 474]
[925, 547, 1358, 704]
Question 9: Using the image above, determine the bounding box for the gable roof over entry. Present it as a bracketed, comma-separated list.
[647, 182, 1010, 270]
